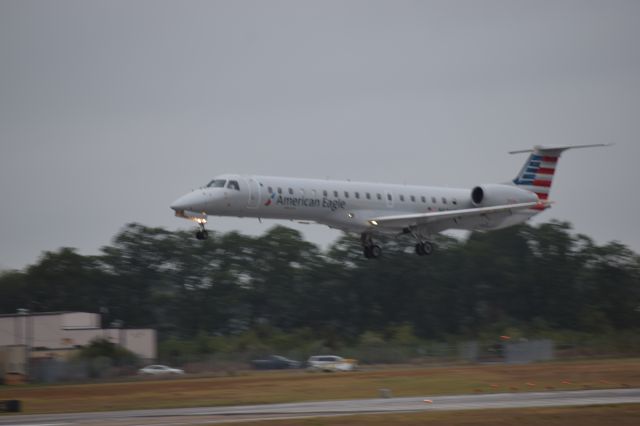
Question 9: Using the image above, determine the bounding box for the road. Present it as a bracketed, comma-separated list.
[1, 388, 639, 425]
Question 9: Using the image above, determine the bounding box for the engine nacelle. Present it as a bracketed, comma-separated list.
[470, 184, 538, 207]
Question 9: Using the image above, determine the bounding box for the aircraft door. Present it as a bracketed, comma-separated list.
[247, 178, 260, 208]
[385, 190, 394, 208]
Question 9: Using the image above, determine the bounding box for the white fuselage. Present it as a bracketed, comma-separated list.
[170, 174, 538, 236]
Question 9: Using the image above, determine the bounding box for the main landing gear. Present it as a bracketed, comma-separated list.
[360, 232, 435, 259]
[409, 227, 434, 257]
[361, 233, 382, 259]
[414, 241, 434, 256]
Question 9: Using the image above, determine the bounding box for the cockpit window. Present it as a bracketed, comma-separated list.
[207, 179, 227, 188]
[227, 180, 240, 191]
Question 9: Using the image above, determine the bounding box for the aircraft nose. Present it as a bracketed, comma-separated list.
[170, 191, 207, 212]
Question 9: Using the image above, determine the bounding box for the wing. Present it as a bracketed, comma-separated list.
[368, 201, 545, 233]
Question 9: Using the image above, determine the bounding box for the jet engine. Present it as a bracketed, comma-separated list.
[470, 184, 538, 207]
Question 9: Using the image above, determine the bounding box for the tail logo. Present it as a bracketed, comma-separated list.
[513, 154, 558, 200]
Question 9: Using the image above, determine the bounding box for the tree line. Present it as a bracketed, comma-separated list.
[1, 221, 638, 349]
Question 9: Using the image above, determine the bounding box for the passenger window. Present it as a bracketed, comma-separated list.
[399, 195, 405, 202]
[387, 193, 392, 201]
[227, 180, 240, 191]
[323, 190, 328, 197]
[421, 196, 426, 203]
[442, 197, 447, 204]
[268, 186, 273, 193]
[410, 195, 416, 202]
[344, 191, 349, 198]
[288, 188, 293, 195]
[377, 193, 382, 200]
[452, 199, 457, 205]
[431, 196, 437, 203]
[334, 190, 339, 198]
[355, 192, 360, 199]
[366, 193, 371, 200]
[278, 187, 283, 194]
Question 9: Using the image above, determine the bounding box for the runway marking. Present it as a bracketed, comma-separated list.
[0, 389, 638, 426]
[11, 424, 73, 426]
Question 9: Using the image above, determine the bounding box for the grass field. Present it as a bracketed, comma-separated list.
[0, 358, 638, 414]
[210, 404, 640, 426]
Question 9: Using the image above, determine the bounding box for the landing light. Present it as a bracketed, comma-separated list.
[370, 220, 378, 226]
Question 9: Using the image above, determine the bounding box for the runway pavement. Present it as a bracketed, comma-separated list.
[1, 388, 639, 425]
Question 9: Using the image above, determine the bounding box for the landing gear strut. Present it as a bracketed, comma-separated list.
[361, 233, 382, 259]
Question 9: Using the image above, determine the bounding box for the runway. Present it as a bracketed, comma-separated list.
[1, 388, 639, 425]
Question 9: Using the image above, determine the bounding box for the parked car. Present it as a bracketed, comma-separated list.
[306, 355, 358, 372]
[138, 364, 185, 375]
[251, 355, 301, 370]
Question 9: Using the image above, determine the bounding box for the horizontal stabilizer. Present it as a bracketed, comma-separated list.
[509, 143, 612, 155]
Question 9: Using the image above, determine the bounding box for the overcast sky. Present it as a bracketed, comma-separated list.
[1, 0, 639, 270]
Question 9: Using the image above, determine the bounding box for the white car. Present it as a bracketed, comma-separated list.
[306, 355, 357, 372]
[138, 364, 184, 375]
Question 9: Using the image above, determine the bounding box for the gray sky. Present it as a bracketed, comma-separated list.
[1, 0, 639, 270]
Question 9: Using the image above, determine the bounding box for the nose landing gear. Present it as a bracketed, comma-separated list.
[194, 218, 209, 240]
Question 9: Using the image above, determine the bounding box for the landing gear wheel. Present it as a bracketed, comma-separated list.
[363, 245, 382, 259]
[415, 242, 434, 256]
[369, 245, 382, 258]
[422, 241, 433, 255]
[195, 230, 209, 240]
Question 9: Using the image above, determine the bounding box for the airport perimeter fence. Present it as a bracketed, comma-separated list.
[14, 334, 640, 384]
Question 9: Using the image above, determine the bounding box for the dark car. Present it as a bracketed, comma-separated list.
[251, 355, 301, 370]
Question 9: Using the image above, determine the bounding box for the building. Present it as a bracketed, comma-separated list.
[0, 311, 156, 360]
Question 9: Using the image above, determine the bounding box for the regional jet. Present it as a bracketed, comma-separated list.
[170, 145, 606, 258]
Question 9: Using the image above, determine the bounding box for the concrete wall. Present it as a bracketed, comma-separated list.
[0, 312, 155, 360]
[0, 345, 27, 375]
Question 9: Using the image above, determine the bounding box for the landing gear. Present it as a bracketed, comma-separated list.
[363, 244, 382, 259]
[361, 233, 382, 259]
[194, 218, 209, 240]
[414, 241, 434, 256]
[406, 227, 434, 257]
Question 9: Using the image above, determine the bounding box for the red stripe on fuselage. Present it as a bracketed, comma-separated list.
[537, 167, 555, 175]
[541, 156, 558, 163]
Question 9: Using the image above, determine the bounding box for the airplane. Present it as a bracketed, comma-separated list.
[170, 144, 607, 258]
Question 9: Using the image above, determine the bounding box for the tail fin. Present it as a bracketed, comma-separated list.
[510, 144, 610, 200]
